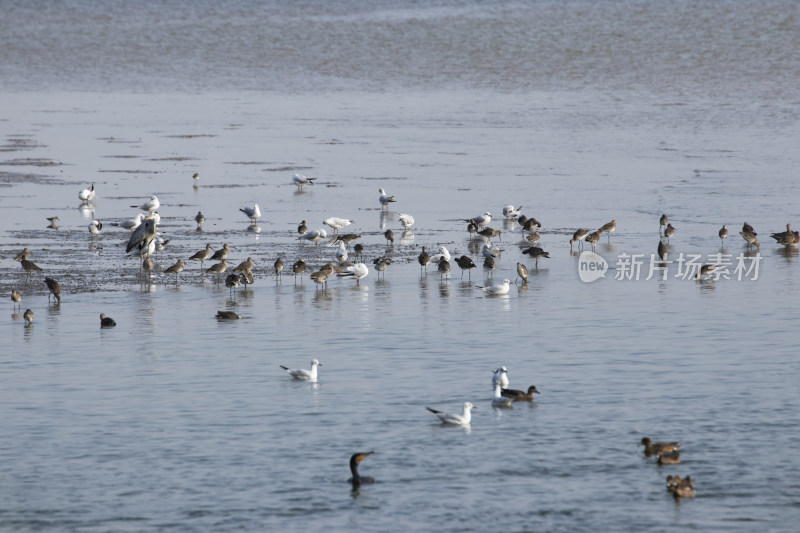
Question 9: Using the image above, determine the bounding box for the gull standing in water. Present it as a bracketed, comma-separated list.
[492, 367, 509, 388]
[78, 184, 96, 203]
[430, 246, 450, 264]
[299, 228, 327, 247]
[323, 217, 354, 234]
[280, 359, 322, 382]
[466, 211, 492, 229]
[398, 213, 414, 230]
[378, 188, 396, 209]
[502, 205, 523, 219]
[240, 204, 261, 223]
[88, 220, 103, 235]
[338, 263, 369, 285]
[426, 402, 476, 426]
[114, 213, 145, 231]
[477, 279, 511, 295]
[292, 173, 315, 189]
[132, 194, 160, 213]
[335, 241, 348, 263]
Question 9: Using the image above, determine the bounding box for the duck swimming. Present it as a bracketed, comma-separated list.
[641, 437, 680, 457]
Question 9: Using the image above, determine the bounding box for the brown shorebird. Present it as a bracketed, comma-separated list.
[478, 227, 501, 242]
[45, 277, 61, 304]
[195, 211, 204, 227]
[373, 257, 392, 279]
[522, 246, 550, 268]
[332, 233, 361, 248]
[292, 258, 307, 284]
[192, 173, 200, 189]
[657, 241, 667, 261]
[696, 264, 719, 280]
[298, 220, 307, 235]
[742, 221, 756, 235]
[232, 257, 254, 273]
[206, 258, 228, 283]
[142, 258, 155, 282]
[585, 231, 600, 251]
[210, 243, 230, 262]
[522, 217, 541, 233]
[771, 223, 799, 247]
[418, 246, 431, 273]
[663, 223, 676, 242]
[310, 270, 329, 289]
[740, 229, 759, 248]
[20, 259, 42, 283]
[14, 248, 31, 262]
[190, 244, 214, 270]
[455, 255, 476, 279]
[641, 437, 680, 457]
[525, 231, 541, 245]
[274, 257, 284, 280]
[437, 257, 450, 281]
[11, 289, 22, 309]
[23, 308, 34, 325]
[483, 256, 495, 277]
[354, 243, 365, 261]
[516, 262, 528, 284]
[597, 219, 616, 240]
[164, 259, 185, 283]
[384, 229, 394, 246]
[570, 229, 591, 251]
[225, 273, 241, 297]
[467, 221, 478, 237]
[238, 270, 254, 290]
[659, 214, 669, 235]
[719, 225, 728, 244]
[100, 313, 116, 328]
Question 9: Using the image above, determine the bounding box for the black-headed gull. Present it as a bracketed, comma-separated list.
[293, 173, 315, 189]
[492, 384, 513, 408]
[426, 402, 476, 426]
[240, 204, 261, 223]
[335, 241, 348, 263]
[378, 188, 396, 209]
[299, 228, 327, 246]
[323, 217, 353, 234]
[337, 262, 369, 285]
[132, 194, 160, 213]
[113, 213, 145, 231]
[466, 211, 491, 229]
[502, 205, 522, 219]
[88, 219, 102, 235]
[477, 279, 511, 296]
[430, 246, 450, 264]
[280, 359, 322, 381]
[78, 184, 96, 203]
[492, 367, 509, 388]
[481, 243, 498, 259]
[398, 213, 414, 229]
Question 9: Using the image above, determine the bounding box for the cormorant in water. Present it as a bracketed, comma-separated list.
[349, 451, 375, 489]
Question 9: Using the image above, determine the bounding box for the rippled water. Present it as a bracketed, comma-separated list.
[1, 1, 799, 531]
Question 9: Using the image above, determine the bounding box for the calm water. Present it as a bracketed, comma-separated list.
[2, 1, 799, 531]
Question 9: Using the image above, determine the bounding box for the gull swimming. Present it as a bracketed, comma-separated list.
[78, 184, 96, 203]
[426, 402, 476, 426]
[477, 279, 511, 296]
[323, 217, 354, 234]
[293, 173, 315, 189]
[280, 359, 322, 382]
[240, 204, 261, 223]
[398, 213, 414, 229]
[338, 263, 369, 285]
[492, 367, 509, 388]
[492, 384, 513, 408]
[378, 188, 396, 209]
[132, 194, 160, 213]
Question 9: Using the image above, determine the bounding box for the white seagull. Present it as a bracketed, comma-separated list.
[492, 367, 509, 388]
[323, 217, 354, 234]
[114, 213, 145, 231]
[293, 173, 315, 189]
[481, 243, 498, 259]
[398, 213, 414, 229]
[133, 195, 160, 213]
[240, 204, 261, 223]
[426, 402, 476, 426]
[88, 220, 103, 235]
[337, 262, 369, 285]
[299, 228, 328, 247]
[502, 205, 523, 219]
[477, 279, 511, 296]
[429, 246, 451, 264]
[78, 184, 96, 203]
[467, 211, 492, 228]
[335, 241, 348, 263]
[492, 384, 513, 408]
[378, 188, 396, 208]
[280, 359, 322, 382]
